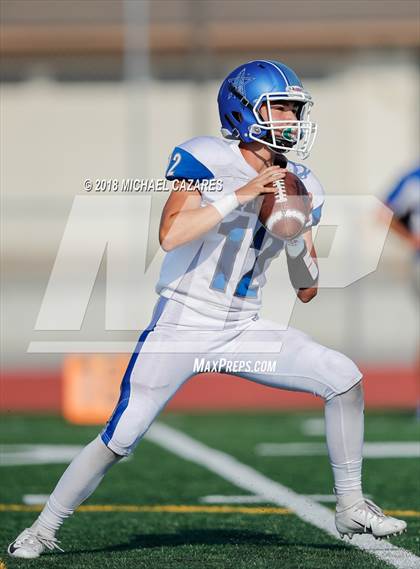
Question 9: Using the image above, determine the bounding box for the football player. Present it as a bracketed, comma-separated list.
[384, 165, 420, 294]
[8, 60, 406, 559]
[383, 165, 420, 415]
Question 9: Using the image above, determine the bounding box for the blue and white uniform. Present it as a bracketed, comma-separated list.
[385, 166, 420, 244]
[157, 136, 324, 325]
[102, 136, 362, 456]
[385, 165, 420, 294]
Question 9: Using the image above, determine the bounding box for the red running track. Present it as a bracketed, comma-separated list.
[1, 367, 418, 412]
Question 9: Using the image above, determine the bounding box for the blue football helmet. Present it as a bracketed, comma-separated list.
[218, 60, 317, 159]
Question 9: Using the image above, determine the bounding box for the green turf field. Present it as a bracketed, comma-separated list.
[1, 411, 419, 568]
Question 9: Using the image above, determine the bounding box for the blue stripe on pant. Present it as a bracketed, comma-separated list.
[101, 296, 168, 448]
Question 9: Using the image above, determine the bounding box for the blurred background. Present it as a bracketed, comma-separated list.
[1, 0, 419, 417]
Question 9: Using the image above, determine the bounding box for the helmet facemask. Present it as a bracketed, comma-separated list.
[249, 90, 318, 159]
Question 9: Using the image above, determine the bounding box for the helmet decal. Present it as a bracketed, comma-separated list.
[227, 68, 255, 100]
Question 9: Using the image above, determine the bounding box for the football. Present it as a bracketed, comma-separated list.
[259, 160, 311, 240]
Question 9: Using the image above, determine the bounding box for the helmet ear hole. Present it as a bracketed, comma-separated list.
[223, 114, 240, 139]
[231, 111, 243, 123]
[224, 113, 236, 130]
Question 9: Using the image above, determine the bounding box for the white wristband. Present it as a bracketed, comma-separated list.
[285, 236, 305, 258]
[211, 193, 239, 218]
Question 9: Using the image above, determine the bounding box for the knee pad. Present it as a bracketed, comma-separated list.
[102, 388, 161, 456]
[317, 348, 363, 400]
[336, 379, 364, 407]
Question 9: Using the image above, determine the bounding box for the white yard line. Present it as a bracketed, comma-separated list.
[200, 494, 370, 504]
[0, 445, 131, 467]
[200, 494, 268, 504]
[301, 417, 325, 436]
[146, 423, 419, 569]
[305, 494, 367, 503]
[23, 494, 49, 505]
[256, 442, 420, 458]
[0, 444, 84, 465]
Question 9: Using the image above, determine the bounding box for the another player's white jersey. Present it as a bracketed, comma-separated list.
[156, 136, 325, 322]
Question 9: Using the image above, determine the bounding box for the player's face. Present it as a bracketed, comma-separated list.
[259, 101, 301, 147]
[260, 101, 300, 122]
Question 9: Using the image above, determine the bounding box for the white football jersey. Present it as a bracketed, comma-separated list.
[156, 136, 325, 322]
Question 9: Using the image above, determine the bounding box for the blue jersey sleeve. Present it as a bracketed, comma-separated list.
[385, 167, 420, 218]
[311, 204, 323, 226]
[165, 146, 215, 181]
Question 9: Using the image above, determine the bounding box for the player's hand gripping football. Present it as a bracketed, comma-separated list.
[235, 166, 286, 205]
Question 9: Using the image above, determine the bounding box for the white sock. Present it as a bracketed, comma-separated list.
[324, 381, 364, 498]
[335, 490, 365, 510]
[32, 435, 122, 538]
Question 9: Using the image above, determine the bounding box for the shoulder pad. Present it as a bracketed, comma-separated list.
[165, 137, 235, 180]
